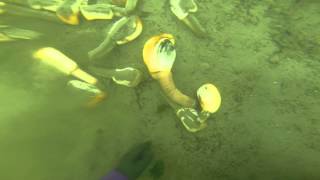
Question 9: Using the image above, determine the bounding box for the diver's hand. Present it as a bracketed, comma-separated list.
[116, 141, 153, 179]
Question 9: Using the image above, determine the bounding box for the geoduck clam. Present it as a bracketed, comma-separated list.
[170, 84, 221, 132]
[72, 0, 139, 21]
[88, 15, 142, 60]
[143, 33, 195, 108]
[2, 0, 138, 25]
[88, 66, 142, 87]
[26, 0, 83, 25]
[169, 0, 207, 37]
[176, 84, 221, 132]
[143, 34, 221, 132]
[31, 0, 138, 23]
[81, 0, 138, 18]
[33, 47, 98, 85]
[33, 47, 106, 106]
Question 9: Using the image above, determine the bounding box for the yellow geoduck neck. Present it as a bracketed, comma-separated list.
[156, 71, 195, 108]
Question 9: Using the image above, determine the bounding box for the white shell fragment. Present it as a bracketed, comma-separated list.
[112, 69, 132, 86]
[68, 80, 102, 94]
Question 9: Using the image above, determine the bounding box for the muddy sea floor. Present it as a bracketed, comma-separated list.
[0, 0, 320, 180]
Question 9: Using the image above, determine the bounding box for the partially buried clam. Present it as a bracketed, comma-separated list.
[88, 15, 143, 60]
[169, 0, 207, 37]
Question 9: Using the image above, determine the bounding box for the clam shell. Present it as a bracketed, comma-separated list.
[197, 83, 221, 113]
[111, 67, 142, 87]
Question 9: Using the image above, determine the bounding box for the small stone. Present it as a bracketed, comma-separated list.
[200, 62, 211, 70]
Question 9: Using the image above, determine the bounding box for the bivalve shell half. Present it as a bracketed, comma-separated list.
[197, 83, 221, 113]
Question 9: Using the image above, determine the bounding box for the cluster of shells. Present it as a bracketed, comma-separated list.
[0, 0, 221, 132]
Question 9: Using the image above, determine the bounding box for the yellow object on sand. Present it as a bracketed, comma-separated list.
[33, 47, 97, 85]
[116, 16, 143, 45]
[56, 0, 82, 25]
[197, 83, 221, 113]
[143, 34, 195, 108]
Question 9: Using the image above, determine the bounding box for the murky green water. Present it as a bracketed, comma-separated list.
[1, 0, 320, 180]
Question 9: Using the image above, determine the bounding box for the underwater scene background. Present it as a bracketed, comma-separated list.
[0, 0, 319, 179]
